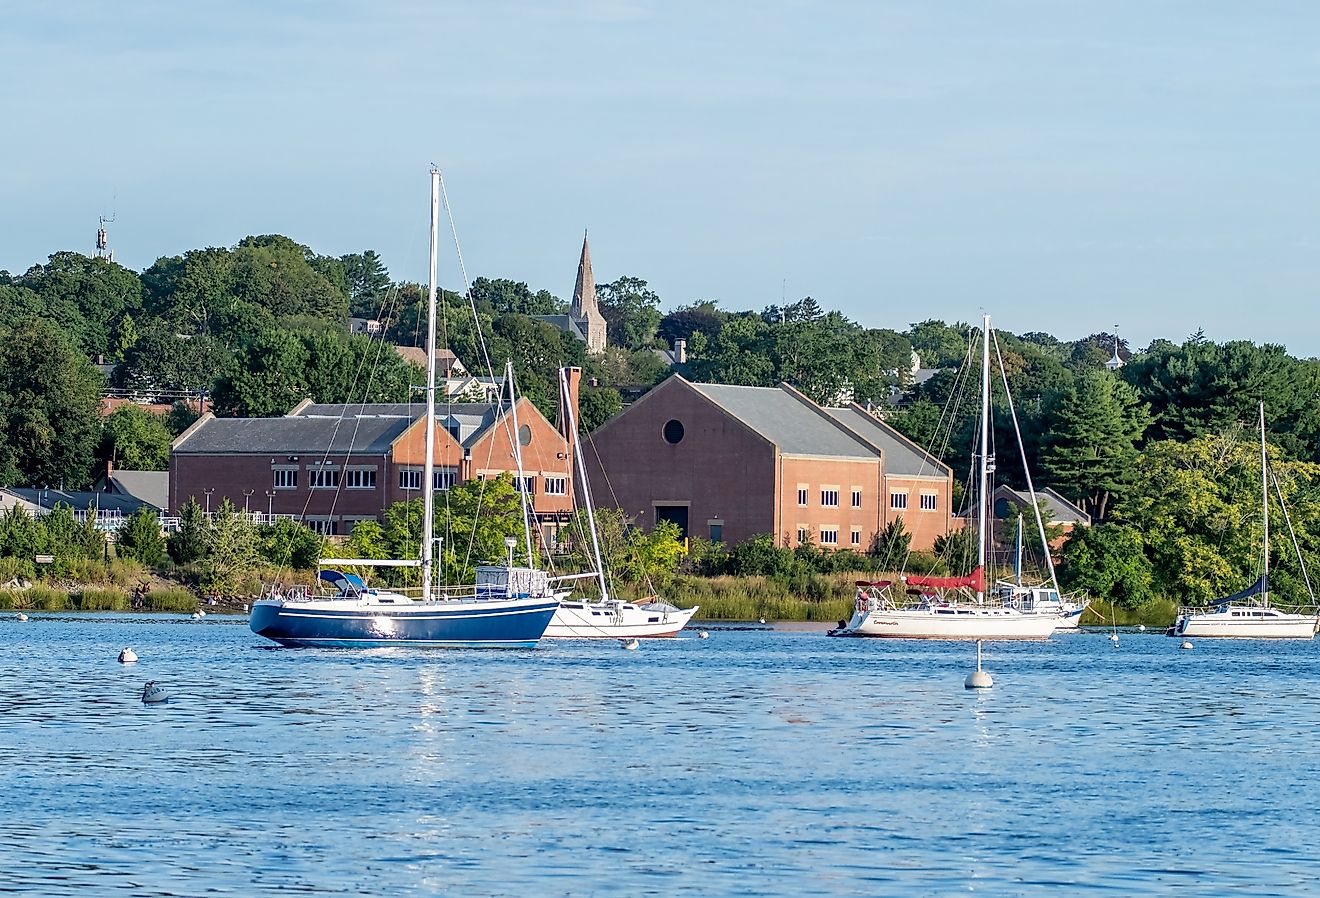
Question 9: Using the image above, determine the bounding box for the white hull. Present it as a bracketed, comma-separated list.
[543, 600, 698, 639]
[1173, 606, 1317, 639]
[842, 605, 1061, 640]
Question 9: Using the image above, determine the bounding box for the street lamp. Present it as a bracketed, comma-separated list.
[203, 488, 214, 515]
[265, 490, 277, 521]
[504, 536, 518, 570]
[243, 488, 254, 516]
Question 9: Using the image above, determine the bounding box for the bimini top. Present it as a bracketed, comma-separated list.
[320, 570, 368, 594]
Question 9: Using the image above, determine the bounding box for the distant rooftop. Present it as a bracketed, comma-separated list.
[687, 382, 876, 460]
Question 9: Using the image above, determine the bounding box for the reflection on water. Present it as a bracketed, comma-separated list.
[2, 614, 1320, 895]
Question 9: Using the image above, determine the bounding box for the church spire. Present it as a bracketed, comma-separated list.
[571, 232, 606, 353]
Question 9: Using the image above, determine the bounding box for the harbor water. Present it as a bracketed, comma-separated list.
[2, 614, 1319, 896]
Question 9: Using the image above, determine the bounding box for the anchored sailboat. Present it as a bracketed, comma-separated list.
[1170, 403, 1318, 639]
[833, 314, 1071, 640]
[542, 367, 698, 638]
[248, 169, 560, 648]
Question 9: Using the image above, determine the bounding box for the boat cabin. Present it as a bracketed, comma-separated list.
[476, 565, 551, 599]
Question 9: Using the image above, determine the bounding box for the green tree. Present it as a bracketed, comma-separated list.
[341, 250, 392, 319]
[15, 252, 144, 358]
[933, 526, 976, 576]
[869, 518, 911, 569]
[1040, 371, 1151, 520]
[201, 499, 260, 596]
[0, 318, 105, 488]
[168, 498, 209, 563]
[117, 508, 167, 567]
[577, 384, 623, 432]
[102, 405, 173, 471]
[259, 518, 325, 569]
[1058, 523, 1153, 609]
[471, 277, 563, 316]
[596, 276, 661, 350]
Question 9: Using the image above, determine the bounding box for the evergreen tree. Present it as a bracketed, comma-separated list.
[201, 499, 260, 596]
[1041, 371, 1150, 520]
[168, 498, 209, 563]
[117, 508, 167, 567]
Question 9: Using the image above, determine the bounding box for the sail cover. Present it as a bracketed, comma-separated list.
[904, 568, 984, 592]
[320, 570, 367, 593]
[1212, 575, 1267, 607]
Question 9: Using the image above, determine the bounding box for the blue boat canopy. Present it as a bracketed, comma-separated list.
[1213, 575, 1267, 607]
[320, 570, 367, 593]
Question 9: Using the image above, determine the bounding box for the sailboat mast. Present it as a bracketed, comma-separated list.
[1015, 513, 1024, 587]
[560, 368, 609, 601]
[977, 314, 990, 604]
[505, 361, 536, 568]
[421, 168, 440, 603]
[1261, 400, 1270, 607]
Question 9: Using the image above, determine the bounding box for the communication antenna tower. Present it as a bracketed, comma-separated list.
[96, 212, 115, 262]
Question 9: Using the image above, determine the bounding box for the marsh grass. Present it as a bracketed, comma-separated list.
[77, 588, 129, 612]
[26, 585, 71, 611]
[143, 588, 198, 613]
[619, 573, 862, 622]
[1081, 597, 1179, 629]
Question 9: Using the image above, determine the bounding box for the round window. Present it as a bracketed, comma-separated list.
[518, 424, 532, 446]
[663, 419, 684, 445]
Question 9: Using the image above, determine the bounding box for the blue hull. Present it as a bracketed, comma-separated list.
[249, 598, 559, 648]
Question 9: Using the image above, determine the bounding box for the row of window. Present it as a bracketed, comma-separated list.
[796, 526, 864, 547]
[272, 466, 567, 496]
[794, 485, 940, 511]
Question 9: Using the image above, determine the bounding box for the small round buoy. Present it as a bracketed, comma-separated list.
[1180, 640, 1193, 650]
[198, 608, 206, 617]
[242, 604, 248, 613]
[621, 638, 640, 651]
[141, 681, 168, 704]
[16, 612, 28, 622]
[191, 611, 202, 620]
[1108, 633, 1119, 644]
[1138, 624, 1146, 632]
[965, 669, 993, 689]
[698, 631, 710, 639]
[118, 647, 138, 664]
[758, 618, 766, 625]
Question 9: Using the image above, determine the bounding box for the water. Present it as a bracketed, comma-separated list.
[2, 615, 1320, 897]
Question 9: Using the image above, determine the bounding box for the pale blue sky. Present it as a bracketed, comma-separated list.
[4, 1, 1320, 353]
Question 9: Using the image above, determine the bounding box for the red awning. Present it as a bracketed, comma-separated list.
[854, 580, 893, 588]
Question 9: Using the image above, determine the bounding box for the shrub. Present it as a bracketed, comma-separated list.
[78, 588, 128, 611]
[142, 588, 197, 613]
[27, 586, 71, 611]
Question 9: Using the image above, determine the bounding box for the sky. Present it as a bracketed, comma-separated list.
[4, 1, 1320, 354]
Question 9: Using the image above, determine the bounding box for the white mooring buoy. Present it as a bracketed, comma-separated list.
[965, 640, 993, 689]
[758, 618, 766, 625]
[16, 612, 28, 622]
[118, 647, 138, 664]
[1138, 624, 1147, 632]
[698, 631, 710, 640]
[191, 611, 202, 620]
[620, 638, 640, 651]
[1180, 640, 1193, 650]
[1109, 632, 1120, 644]
[141, 681, 168, 704]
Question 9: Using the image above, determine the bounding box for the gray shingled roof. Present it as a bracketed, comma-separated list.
[687, 383, 876, 459]
[825, 407, 950, 477]
[108, 471, 169, 510]
[4, 488, 152, 515]
[174, 416, 409, 455]
[293, 402, 510, 449]
[991, 486, 1091, 525]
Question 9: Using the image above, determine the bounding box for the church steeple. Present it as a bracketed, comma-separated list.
[570, 232, 606, 353]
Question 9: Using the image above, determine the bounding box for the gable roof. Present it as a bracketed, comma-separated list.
[2, 487, 153, 516]
[173, 415, 411, 456]
[992, 485, 1091, 525]
[825, 405, 950, 477]
[685, 381, 877, 460]
[106, 470, 169, 510]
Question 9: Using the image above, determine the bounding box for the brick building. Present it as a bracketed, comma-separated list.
[580, 376, 954, 550]
[169, 385, 578, 542]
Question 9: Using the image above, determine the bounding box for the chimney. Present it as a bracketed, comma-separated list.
[558, 367, 582, 505]
[104, 457, 114, 490]
[675, 338, 687, 364]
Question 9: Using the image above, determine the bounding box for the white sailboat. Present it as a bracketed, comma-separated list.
[993, 514, 1087, 629]
[1171, 403, 1318, 640]
[542, 367, 699, 639]
[834, 314, 1067, 640]
[249, 168, 560, 648]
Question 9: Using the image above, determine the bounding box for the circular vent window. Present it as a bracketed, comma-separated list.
[663, 419, 685, 445]
[518, 424, 532, 446]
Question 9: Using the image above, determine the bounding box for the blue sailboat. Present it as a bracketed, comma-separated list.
[249, 169, 560, 649]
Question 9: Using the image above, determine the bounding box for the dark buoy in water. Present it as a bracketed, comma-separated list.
[141, 681, 168, 703]
[118, 647, 138, 664]
[965, 640, 992, 689]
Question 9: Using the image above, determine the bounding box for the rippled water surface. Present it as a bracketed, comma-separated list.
[3, 614, 1320, 896]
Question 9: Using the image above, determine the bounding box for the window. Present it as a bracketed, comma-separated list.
[820, 528, 839, 545]
[851, 488, 862, 509]
[890, 491, 908, 510]
[434, 469, 456, 491]
[709, 522, 723, 543]
[821, 489, 839, 507]
[663, 419, 685, 444]
[850, 529, 862, 546]
[514, 476, 535, 495]
[306, 518, 338, 535]
[920, 493, 938, 511]
[797, 527, 810, 545]
[308, 467, 340, 489]
[399, 469, 421, 491]
[544, 476, 567, 496]
[344, 468, 377, 489]
[272, 467, 297, 489]
[797, 487, 808, 506]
